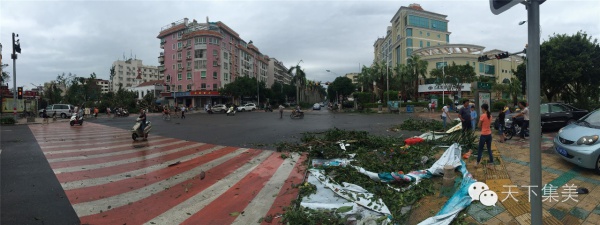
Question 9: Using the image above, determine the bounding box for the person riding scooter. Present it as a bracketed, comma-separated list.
[138, 109, 147, 138]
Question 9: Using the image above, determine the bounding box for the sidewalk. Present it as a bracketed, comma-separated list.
[411, 112, 600, 224]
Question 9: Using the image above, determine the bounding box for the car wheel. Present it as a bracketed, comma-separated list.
[61, 113, 67, 119]
[132, 133, 138, 140]
[70, 121, 74, 126]
[595, 155, 600, 174]
[242, 109, 246, 112]
[503, 129, 513, 140]
[221, 110, 226, 113]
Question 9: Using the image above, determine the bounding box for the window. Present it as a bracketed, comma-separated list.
[172, 64, 175, 70]
[172, 54, 175, 60]
[177, 73, 182, 80]
[187, 39, 191, 45]
[187, 84, 192, 90]
[427, 32, 430, 36]
[177, 52, 182, 60]
[178, 42, 182, 49]
[406, 38, 412, 47]
[172, 43, 176, 50]
[177, 31, 182, 39]
[194, 49, 205, 58]
[436, 62, 448, 69]
[431, 20, 448, 31]
[408, 15, 429, 28]
[224, 52, 228, 59]
[406, 48, 413, 57]
[213, 61, 218, 67]
[395, 47, 401, 64]
[172, 34, 176, 40]
[224, 73, 229, 81]
[201, 71, 206, 78]
[224, 63, 228, 70]
[195, 37, 206, 44]
[427, 42, 430, 47]
[419, 41, 423, 47]
[201, 83, 206, 90]
[213, 71, 218, 79]
[187, 72, 192, 80]
[437, 34, 441, 38]
[406, 28, 412, 36]
[540, 104, 550, 114]
[446, 34, 450, 43]
[187, 51, 191, 57]
[177, 85, 182, 91]
[213, 84, 218, 90]
[177, 63, 182, 69]
[187, 62, 191, 68]
[213, 50, 218, 56]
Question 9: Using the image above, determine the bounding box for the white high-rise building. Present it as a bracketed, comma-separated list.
[110, 58, 160, 92]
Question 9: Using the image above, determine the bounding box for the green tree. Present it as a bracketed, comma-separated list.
[406, 55, 428, 101]
[507, 78, 522, 106]
[327, 77, 355, 101]
[429, 62, 475, 98]
[288, 63, 306, 103]
[1, 71, 9, 84]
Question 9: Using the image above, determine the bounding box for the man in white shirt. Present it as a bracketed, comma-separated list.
[441, 103, 452, 129]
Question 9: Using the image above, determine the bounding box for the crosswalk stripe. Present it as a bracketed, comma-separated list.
[44, 137, 174, 159]
[78, 149, 270, 224]
[54, 143, 211, 181]
[50, 140, 194, 169]
[42, 137, 174, 154]
[46, 140, 187, 163]
[181, 152, 285, 225]
[37, 134, 141, 149]
[232, 152, 303, 224]
[59, 145, 232, 190]
[65, 146, 242, 204]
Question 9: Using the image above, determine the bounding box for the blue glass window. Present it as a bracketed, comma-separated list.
[436, 62, 448, 69]
[431, 20, 447, 31]
[427, 42, 430, 47]
[408, 15, 429, 29]
[407, 48, 413, 57]
[406, 38, 412, 47]
[406, 28, 412, 36]
[396, 47, 401, 64]
[446, 34, 450, 43]
[419, 41, 423, 47]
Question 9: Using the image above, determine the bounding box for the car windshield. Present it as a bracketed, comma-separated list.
[577, 109, 600, 128]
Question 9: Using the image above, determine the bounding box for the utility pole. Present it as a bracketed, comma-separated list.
[12, 33, 21, 120]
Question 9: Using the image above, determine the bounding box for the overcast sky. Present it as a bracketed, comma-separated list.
[1, 0, 599, 90]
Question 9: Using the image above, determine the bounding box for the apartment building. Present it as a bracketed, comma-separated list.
[111, 58, 159, 92]
[96, 79, 110, 94]
[156, 18, 278, 107]
[267, 58, 292, 87]
[345, 73, 359, 84]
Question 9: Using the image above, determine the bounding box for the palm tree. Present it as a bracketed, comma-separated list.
[406, 55, 428, 101]
[287, 63, 306, 104]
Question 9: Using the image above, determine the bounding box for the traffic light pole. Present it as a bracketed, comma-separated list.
[527, 1, 542, 224]
[11, 33, 17, 120]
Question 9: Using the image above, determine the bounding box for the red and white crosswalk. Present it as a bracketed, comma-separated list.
[29, 122, 306, 225]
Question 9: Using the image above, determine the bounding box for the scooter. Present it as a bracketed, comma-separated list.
[226, 106, 236, 116]
[132, 117, 152, 140]
[70, 113, 84, 126]
[290, 110, 304, 119]
[265, 106, 273, 112]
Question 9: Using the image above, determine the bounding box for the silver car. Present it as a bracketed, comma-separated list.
[554, 109, 600, 173]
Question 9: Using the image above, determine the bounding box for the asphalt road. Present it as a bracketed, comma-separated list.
[93, 109, 423, 150]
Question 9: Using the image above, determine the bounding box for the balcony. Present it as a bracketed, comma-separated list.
[186, 56, 192, 60]
[158, 66, 166, 72]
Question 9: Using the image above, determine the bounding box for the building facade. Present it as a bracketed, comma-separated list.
[111, 59, 159, 92]
[96, 79, 110, 94]
[129, 80, 166, 100]
[267, 58, 292, 87]
[157, 18, 280, 107]
[345, 73, 359, 84]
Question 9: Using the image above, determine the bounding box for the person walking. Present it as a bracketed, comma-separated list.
[42, 108, 49, 125]
[475, 104, 494, 169]
[428, 102, 432, 113]
[470, 106, 477, 131]
[513, 101, 529, 141]
[278, 103, 285, 118]
[181, 105, 186, 119]
[498, 106, 508, 143]
[431, 101, 436, 113]
[441, 103, 452, 130]
[458, 100, 472, 133]
[93, 107, 99, 118]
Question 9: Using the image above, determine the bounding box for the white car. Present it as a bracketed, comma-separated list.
[313, 103, 321, 110]
[236, 103, 257, 112]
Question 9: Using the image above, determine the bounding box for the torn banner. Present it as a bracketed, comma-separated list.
[354, 143, 463, 183]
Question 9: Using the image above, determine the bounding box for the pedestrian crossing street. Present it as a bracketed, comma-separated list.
[29, 122, 306, 225]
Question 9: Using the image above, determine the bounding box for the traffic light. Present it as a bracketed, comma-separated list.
[478, 55, 490, 62]
[17, 87, 23, 99]
[494, 52, 509, 59]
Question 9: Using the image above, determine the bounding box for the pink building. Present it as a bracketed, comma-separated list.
[157, 18, 270, 108]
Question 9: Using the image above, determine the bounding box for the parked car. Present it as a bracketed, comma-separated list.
[554, 109, 600, 173]
[237, 103, 257, 112]
[540, 103, 588, 130]
[39, 104, 75, 119]
[313, 103, 321, 110]
[211, 104, 228, 113]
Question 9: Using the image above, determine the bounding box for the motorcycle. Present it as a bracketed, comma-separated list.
[290, 110, 304, 119]
[265, 106, 273, 112]
[503, 116, 529, 140]
[132, 117, 152, 140]
[226, 106, 236, 116]
[70, 113, 84, 126]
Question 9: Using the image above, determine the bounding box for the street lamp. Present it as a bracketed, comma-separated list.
[442, 52, 451, 104]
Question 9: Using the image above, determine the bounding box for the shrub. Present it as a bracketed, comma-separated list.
[1, 117, 16, 125]
[492, 100, 507, 112]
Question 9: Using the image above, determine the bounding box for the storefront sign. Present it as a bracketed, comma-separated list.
[190, 90, 220, 96]
[174, 92, 190, 97]
[418, 83, 472, 93]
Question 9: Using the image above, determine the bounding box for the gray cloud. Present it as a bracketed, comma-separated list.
[1, 0, 599, 90]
